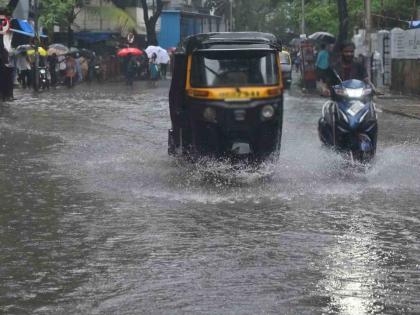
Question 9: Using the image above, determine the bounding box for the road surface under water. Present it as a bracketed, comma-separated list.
[1, 82, 420, 314]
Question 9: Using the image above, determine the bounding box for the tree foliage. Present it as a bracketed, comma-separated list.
[39, 0, 82, 33]
[233, 0, 418, 42]
[0, 0, 19, 15]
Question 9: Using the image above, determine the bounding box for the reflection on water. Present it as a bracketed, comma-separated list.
[1, 85, 420, 313]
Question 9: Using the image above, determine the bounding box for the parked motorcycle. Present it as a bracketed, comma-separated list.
[38, 66, 50, 90]
[94, 64, 103, 82]
[318, 78, 378, 163]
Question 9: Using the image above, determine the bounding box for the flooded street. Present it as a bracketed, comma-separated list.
[1, 82, 420, 314]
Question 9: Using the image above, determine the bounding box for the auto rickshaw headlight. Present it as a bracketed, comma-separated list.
[261, 105, 275, 120]
[203, 107, 217, 123]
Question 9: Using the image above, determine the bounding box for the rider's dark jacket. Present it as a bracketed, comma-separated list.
[327, 58, 368, 86]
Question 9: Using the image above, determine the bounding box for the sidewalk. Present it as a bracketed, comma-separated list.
[291, 71, 420, 120]
[375, 92, 420, 120]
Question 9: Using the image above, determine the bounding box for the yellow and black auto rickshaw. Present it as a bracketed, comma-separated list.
[168, 32, 284, 162]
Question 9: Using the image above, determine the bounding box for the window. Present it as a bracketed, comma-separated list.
[191, 50, 279, 87]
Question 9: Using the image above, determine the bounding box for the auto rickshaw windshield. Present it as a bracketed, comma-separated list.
[190, 50, 279, 87]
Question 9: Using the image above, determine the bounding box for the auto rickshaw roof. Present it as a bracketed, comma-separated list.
[179, 32, 282, 53]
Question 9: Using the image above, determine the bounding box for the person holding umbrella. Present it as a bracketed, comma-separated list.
[315, 43, 330, 93]
[125, 53, 138, 86]
[0, 43, 14, 101]
[16, 50, 32, 88]
[47, 53, 58, 87]
[64, 54, 76, 88]
[117, 47, 143, 85]
[149, 52, 160, 87]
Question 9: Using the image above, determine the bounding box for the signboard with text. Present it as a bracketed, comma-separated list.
[391, 28, 420, 59]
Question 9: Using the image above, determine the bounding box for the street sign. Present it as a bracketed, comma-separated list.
[0, 15, 10, 34]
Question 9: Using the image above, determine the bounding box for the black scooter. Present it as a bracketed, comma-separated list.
[318, 75, 378, 163]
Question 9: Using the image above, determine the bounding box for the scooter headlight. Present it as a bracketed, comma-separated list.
[346, 88, 363, 98]
[334, 87, 371, 98]
[203, 107, 217, 123]
[261, 105, 275, 120]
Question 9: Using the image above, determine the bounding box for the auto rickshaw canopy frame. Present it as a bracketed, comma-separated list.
[176, 32, 282, 54]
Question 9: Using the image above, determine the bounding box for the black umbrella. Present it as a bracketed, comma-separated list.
[308, 32, 336, 44]
[79, 48, 94, 58]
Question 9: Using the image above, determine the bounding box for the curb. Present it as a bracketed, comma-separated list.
[380, 108, 420, 120]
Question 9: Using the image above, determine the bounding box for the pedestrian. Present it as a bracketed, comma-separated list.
[125, 54, 137, 86]
[0, 45, 15, 101]
[294, 52, 301, 72]
[16, 51, 32, 88]
[315, 43, 330, 94]
[160, 59, 168, 80]
[149, 53, 160, 87]
[58, 55, 67, 84]
[47, 53, 58, 87]
[138, 52, 148, 79]
[87, 52, 96, 82]
[65, 54, 76, 87]
[75, 53, 83, 83]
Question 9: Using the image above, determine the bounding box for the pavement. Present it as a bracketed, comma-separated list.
[293, 73, 420, 120]
[375, 92, 420, 120]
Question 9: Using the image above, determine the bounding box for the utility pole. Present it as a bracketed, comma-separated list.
[99, 0, 103, 30]
[301, 0, 305, 35]
[230, 0, 233, 31]
[365, 0, 372, 80]
[33, 0, 39, 91]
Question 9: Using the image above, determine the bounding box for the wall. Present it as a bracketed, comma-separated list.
[157, 10, 223, 49]
[354, 28, 420, 95]
[391, 59, 420, 95]
[12, 0, 30, 19]
[157, 11, 180, 48]
[390, 28, 420, 95]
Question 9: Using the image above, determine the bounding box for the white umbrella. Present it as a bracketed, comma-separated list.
[145, 45, 170, 64]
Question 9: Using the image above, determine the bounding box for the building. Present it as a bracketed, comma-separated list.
[157, 9, 225, 49]
[72, 0, 228, 48]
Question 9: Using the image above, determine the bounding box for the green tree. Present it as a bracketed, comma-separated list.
[0, 0, 19, 15]
[140, 0, 163, 45]
[231, 0, 417, 44]
[39, 0, 137, 45]
[38, 0, 84, 45]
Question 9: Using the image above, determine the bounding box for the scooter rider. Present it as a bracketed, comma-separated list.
[322, 41, 369, 96]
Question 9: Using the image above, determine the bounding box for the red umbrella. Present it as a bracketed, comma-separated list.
[117, 47, 143, 57]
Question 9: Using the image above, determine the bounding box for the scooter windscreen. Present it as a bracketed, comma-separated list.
[333, 79, 372, 99]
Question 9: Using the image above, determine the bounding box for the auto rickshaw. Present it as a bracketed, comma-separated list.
[168, 32, 284, 162]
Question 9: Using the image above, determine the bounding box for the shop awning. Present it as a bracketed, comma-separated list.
[10, 19, 47, 38]
[74, 32, 118, 43]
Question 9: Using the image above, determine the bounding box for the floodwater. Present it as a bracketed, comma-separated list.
[1, 81, 419, 314]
